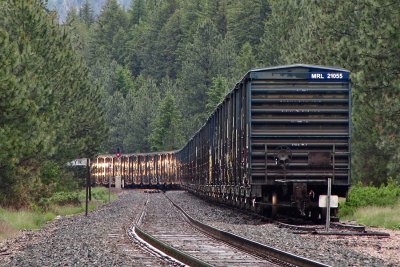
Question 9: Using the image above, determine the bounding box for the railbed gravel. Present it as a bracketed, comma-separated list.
[167, 190, 400, 267]
[2, 189, 399, 267]
[0, 190, 172, 267]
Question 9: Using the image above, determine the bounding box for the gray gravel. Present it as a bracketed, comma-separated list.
[1, 190, 398, 267]
[167, 190, 396, 267]
[0, 190, 170, 267]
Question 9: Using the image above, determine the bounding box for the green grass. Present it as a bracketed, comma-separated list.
[339, 181, 400, 229]
[0, 187, 117, 240]
[78, 187, 118, 204]
[342, 202, 400, 229]
[0, 208, 56, 240]
[0, 208, 54, 230]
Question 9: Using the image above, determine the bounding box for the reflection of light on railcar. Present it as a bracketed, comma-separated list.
[121, 156, 127, 183]
[102, 159, 107, 183]
[91, 152, 179, 188]
[148, 156, 152, 183]
[149, 156, 154, 184]
[125, 156, 133, 185]
[94, 158, 100, 184]
[115, 159, 120, 177]
[156, 156, 161, 183]
[141, 157, 146, 184]
[132, 156, 138, 184]
[137, 155, 141, 184]
[124, 157, 129, 178]
[166, 154, 171, 183]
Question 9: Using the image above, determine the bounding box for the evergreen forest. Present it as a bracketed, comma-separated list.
[0, 0, 399, 207]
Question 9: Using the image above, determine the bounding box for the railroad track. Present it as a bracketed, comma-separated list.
[129, 191, 328, 267]
[126, 191, 184, 266]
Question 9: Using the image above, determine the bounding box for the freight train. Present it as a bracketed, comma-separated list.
[91, 64, 351, 218]
[93, 151, 179, 188]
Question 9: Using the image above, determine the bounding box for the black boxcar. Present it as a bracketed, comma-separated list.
[177, 64, 351, 218]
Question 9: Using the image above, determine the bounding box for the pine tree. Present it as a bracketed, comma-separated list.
[91, 0, 128, 64]
[259, 0, 304, 66]
[79, 0, 95, 26]
[178, 18, 222, 134]
[128, 0, 147, 25]
[150, 91, 185, 151]
[0, 29, 33, 206]
[206, 75, 229, 115]
[0, 0, 105, 206]
[131, 0, 180, 80]
[204, 0, 228, 36]
[226, 0, 269, 48]
[104, 91, 126, 151]
[122, 76, 161, 152]
[66, 7, 92, 62]
[114, 64, 135, 97]
[233, 42, 258, 78]
[352, 0, 400, 182]
[158, 10, 184, 79]
[214, 34, 238, 84]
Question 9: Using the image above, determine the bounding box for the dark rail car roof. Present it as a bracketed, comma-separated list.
[241, 64, 350, 88]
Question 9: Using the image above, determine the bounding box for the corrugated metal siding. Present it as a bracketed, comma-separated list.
[177, 80, 250, 188]
[249, 72, 351, 187]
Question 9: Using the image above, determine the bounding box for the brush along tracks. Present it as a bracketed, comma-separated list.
[130, 191, 328, 267]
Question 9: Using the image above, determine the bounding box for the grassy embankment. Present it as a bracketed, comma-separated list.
[0, 187, 117, 240]
[339, 180, 400, 229]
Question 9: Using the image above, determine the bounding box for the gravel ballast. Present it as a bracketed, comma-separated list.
[0, 190, 170, 267]
[167, 190, 400, 267]
[1, 189, 399, 267]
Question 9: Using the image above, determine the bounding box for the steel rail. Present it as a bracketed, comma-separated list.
[127, 191, 211, 267]
[134, 226, 212, 267]
[165, 194, 330, 267]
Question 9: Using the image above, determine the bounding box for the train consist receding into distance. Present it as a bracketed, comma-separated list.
[91, 64, 351, 218]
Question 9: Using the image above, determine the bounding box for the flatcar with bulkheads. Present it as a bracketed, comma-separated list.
[92, 151, 178, 188]
[92, 64, 351, 219]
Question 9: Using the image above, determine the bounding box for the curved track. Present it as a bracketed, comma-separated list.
[130, 191, 328, 267]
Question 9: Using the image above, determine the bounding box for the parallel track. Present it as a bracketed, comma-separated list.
[130, 191, 329, 267]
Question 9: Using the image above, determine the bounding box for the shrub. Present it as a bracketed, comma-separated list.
[49, 191, 80, 205]
[39, 191, 80, 210]
[79, 187, 114, 204]
[90, 187, 112, 203]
